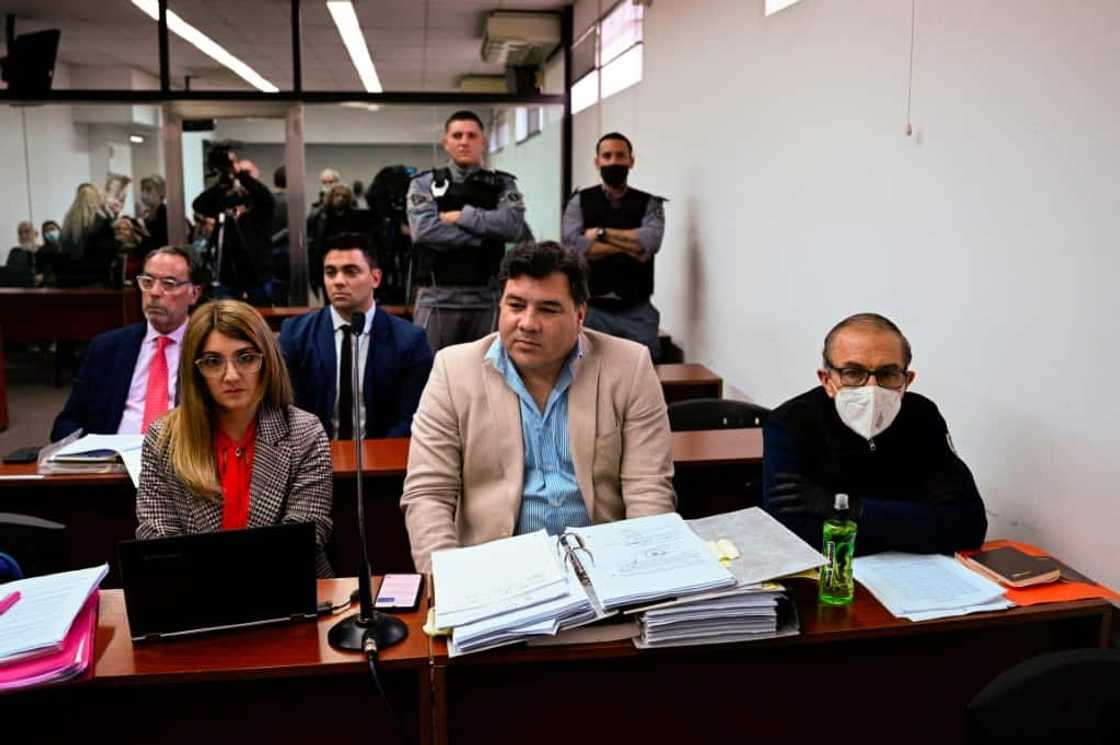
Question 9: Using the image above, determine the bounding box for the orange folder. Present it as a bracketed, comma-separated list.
[959, 540, 1120, 607]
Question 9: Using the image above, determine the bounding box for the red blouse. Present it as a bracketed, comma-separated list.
[215, 420, 256, 531]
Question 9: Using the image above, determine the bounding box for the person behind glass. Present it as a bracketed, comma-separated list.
[562, 132, 666, 361]
[280, 232, 433, 440]
[307, 183, 355, 303]
[51, 246, 203, 442]
[191, 145, 276, 306]
[137, 175, 169, 256]
[59, 182, 125, 287]
[762, 313, 987, 555]
[136, 299, 334, 577]
[37, 220, 66, 284]
[406, 110, 526, 351]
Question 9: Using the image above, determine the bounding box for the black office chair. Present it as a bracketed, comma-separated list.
[0, 513, 68, 580]
[966, 648, 1120, 745]
[667, 398, 771, 432]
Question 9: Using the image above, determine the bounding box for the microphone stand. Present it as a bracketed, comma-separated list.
[329, 310, 409, 652]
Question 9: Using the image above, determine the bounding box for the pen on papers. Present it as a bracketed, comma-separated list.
[0, 590, 21, 615]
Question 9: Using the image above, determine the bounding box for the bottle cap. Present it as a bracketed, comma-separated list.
[834, 493, 849, 510]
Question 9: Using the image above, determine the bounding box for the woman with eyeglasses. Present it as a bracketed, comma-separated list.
[136, 299, 334, 577]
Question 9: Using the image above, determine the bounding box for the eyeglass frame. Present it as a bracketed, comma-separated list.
[824, 360, 911, 390]
[194, 351, 265, 378]
[136, 273, 194, 292]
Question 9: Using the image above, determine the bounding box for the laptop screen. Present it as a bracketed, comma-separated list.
[119, 522, 319, 641]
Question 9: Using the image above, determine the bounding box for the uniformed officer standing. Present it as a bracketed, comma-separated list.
[407, 110, 526, 350]
[561, 132, 665, 360]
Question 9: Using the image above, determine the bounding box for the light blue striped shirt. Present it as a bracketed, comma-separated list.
[485, 337, 590, 536]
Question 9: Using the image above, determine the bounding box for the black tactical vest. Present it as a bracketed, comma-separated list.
[414, 168, 506, 287]
[578, 185, 655, 309]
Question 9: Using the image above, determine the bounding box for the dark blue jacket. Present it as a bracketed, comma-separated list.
[279, 307, 433, 439]
[51, 323, 147, 442]
[762, 386, 987, 556]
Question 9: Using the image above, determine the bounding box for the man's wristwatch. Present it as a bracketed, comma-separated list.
[595, 227, 608, 242]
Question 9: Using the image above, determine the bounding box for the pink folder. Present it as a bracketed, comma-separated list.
[0, 590, 98, 692]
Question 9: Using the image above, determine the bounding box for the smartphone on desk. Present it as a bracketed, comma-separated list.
[375, 574, 424, 611]
[3, 446, 41, 464]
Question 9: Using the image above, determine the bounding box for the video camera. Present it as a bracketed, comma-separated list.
[205, 140, 250, 211]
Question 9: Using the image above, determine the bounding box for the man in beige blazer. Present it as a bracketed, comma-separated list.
[401, 241, 676, 573]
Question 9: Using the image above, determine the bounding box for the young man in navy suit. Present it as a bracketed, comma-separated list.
[51, 246, 203, 441]
[280, 233, 433, 439]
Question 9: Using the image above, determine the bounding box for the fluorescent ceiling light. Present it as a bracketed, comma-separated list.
[327, 1, 383, 93]
[131, 0, 279, 93]
[129, 134, 145, 144]
[340, 102, 382, 112]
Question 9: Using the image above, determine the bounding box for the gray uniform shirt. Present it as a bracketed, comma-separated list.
[406, 162, 525, 251]
[561, 187, 665, 259]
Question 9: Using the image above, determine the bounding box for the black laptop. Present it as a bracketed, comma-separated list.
[118, 522, 319, 642]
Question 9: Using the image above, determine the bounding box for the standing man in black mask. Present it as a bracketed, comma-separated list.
[561, 132, 666, 360]
[407, 110, 526, 351]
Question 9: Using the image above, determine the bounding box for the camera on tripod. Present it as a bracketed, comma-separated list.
[204, 141, 251, 213]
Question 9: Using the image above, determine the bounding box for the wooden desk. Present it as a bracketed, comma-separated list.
[259, 304, 412, 331]
[0, 430, 762, 582]
[0, 287, 141, 342]
[1, 578, 435, 745]
[656, 363, 722, 404]
[432, 581, 1113, 745]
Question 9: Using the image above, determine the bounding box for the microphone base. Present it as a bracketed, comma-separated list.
[328, 611, 409, 652]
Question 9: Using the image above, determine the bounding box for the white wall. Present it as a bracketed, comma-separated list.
[490, 111, 564, 242]
[574, 0, 1120, 590]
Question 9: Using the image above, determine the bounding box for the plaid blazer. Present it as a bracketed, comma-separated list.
[136, 405, 334, 578]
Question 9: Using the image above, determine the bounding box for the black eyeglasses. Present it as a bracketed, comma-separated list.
[827, 362, 909, 390]
[137, 274, 192, 292]
[195, 351, 264, 378]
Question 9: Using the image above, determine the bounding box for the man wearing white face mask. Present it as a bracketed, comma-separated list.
[762, 313, 987, 555]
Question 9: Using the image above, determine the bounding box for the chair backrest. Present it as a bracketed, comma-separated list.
[667, 398, 771, 432]
[966, 648, 1120, 745]
[0, 513, 67, 578]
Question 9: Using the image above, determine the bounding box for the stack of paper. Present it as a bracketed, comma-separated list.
[630, 508, 823, 649]
[432, 531, 598, 657]
[42, 434, 144, 487]
[0, 565, 108, 691]
[566, 512, 738, 609]
[853, 552, 1014, 621]
[636, 585, 792, 648]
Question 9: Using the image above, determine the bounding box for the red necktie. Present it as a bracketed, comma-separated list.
[142, 336, 172, 432]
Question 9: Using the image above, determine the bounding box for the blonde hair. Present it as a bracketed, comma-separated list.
[61, 183, 101, 247]
[159, 300, 293, 500]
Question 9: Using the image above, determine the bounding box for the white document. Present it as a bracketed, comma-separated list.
[51, 434, 144, 487]
[569, 512, 736, 609]
[433, 530, 567, 629]
[688, 507, 827, 586]
[853, 552, 1013, 619]
[0, 564, 109, 661]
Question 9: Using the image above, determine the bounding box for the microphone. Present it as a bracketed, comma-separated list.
[328, 310, 408, 652]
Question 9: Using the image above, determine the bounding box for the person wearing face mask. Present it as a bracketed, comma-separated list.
[762, 313, 987, 556]
[406, 110, 526, 351]
[37, 220, 65, 285]
[561, 132, 666, 361]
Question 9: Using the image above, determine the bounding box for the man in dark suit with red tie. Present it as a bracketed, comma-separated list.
[279, 233, 433, 439]
[51, 246, 203, 441]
